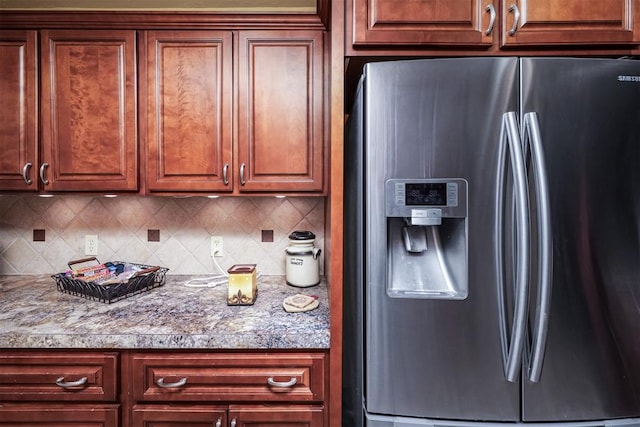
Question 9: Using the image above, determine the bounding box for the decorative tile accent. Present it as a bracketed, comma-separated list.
[0, 195, 325, 275]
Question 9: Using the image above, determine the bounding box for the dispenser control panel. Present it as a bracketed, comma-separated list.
[385, 178, 467, 220]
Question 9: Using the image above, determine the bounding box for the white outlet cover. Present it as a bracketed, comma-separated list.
[85, 235, 98, 256]
[211, 236, 223, 257]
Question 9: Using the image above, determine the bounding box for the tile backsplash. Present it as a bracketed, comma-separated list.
[0, 195, 325, 276]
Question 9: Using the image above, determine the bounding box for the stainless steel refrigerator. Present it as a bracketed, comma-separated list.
[343, 57, 640, 427]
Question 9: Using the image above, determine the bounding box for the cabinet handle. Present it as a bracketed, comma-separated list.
[267, 377, 297, 388]
[155, 377, 187, 388]
[239, 163, 246, 186]
[22, 162, 33, 185]
[55, 376, 88, 388]
[485, 4, 496, 36]
[508, 3, 520, 36]
[39, 162, 49, 185]
[215, 418, 222, 427]
[223, 163, 229, 185]
[230, 418, 237, 427]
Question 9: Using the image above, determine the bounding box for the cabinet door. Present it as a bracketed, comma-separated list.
[237, 30, 324, 193]
[229, 405, 324, 427]
[350, 0, 494, 49]
[501, 0, 640, 47]
[40, 30, 137, 192]
[132, 404, 227, 427]
[146, 31, 233, 193]
[0, 30, 38, 191]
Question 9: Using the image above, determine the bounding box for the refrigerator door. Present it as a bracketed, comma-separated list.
[364, 58, 521, 421]
[520, 57, 640, 421]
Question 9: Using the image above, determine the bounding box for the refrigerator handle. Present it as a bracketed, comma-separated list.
[523, 112, 553, 383]
[495, 111, 531, 383]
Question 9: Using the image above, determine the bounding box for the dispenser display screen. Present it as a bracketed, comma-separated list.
[406, 183, 447, 206]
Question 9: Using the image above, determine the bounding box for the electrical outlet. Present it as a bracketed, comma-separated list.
[85, 235, 98, 256]
[211, 236, 223, 257]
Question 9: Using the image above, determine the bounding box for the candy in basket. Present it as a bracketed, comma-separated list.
[52, 257, 169, 303]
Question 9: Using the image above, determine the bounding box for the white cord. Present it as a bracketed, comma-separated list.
[183, 250, 229, 288]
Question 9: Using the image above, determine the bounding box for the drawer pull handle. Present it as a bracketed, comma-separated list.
[55, 376, 88, 388]
[267, 377, 297, 388]
[231, 418, 237, 427]
[216, 418, 222, 427]
[156, 377, 188, 388]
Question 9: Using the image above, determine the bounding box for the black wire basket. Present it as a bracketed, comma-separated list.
[52, 257, 169, 303]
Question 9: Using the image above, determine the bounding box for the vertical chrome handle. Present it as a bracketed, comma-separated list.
[22, 162, 33, 185]
[239, 163, 246, 186]
[496, 112, 530, 383]
[231, 418, 237, 427]
[223, 163, 229, 185]
[508, 3, 520, 35]
[523, 112, 553, 383]
[39, 162, 49, 185]
[485, 4, 496, 36]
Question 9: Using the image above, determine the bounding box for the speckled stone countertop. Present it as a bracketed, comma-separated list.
[0, 274, 330, 350]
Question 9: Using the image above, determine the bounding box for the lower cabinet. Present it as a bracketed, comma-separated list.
[0, 351, 119, 426]
[0, 350, 327, 427]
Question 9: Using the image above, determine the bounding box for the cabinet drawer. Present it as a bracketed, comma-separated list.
[131, 352, 325, 403]
[0, 403, 119, 426]
[0, 351, 118, 401]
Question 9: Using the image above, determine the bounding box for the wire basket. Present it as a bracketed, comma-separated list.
[52, 257, 169, 303]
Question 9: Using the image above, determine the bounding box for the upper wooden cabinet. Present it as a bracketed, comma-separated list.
[238, 30, 324, 193]
[147, 29, 325, 194]
[350, 0, 493, 49]
[146, 31, 233, 193]
[40, 30, 138, 192]
[0, 31, 38, 191]
[501, 0, 640, 48]
[347, 0, 640, 53]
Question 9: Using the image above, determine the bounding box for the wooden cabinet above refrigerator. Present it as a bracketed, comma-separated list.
[346, 0, 640, 55]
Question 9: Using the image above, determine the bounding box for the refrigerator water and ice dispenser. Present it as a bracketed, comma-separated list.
[385, 178, 468, 299]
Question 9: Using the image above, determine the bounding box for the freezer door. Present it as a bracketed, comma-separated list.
[520, 57, 640, 422]
[364, 58, 521, 421]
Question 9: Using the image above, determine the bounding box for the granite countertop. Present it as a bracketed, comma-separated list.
[0, 274, 330, 350]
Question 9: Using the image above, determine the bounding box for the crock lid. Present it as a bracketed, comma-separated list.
[289, 230, 316, 240]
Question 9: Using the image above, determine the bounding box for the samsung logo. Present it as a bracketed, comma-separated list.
[618, 75, 640, 82]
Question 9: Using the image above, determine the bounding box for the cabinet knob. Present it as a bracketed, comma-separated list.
[55, 376, 88, 388]
[267, 377, 297, 388]
[39, 162, 49, 185]
[22, 162, 33, 185]
[155, 376, 188, 388]
[508, 3, 521, 36]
